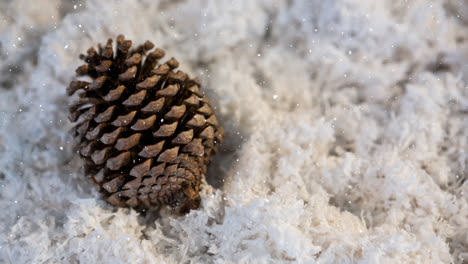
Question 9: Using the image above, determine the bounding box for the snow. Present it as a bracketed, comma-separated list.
[0, 0, 467, 263]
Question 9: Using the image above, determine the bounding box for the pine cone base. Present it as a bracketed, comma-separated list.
[67, 35, 223, 214]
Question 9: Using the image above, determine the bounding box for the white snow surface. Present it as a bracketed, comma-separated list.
[0, 0, 468, 263]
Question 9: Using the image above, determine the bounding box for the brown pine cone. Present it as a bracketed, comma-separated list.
[67, 35, 224, 214]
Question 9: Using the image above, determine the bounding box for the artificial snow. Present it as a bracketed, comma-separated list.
[0, 0, 467, 263]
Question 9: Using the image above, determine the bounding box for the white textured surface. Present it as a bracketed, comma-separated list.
[1, 0, 468, 263]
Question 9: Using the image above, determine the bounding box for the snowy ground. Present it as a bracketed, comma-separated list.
[1, 0, 468, 263]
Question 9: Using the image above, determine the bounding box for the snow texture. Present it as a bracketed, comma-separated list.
[0, 0, 468, 263]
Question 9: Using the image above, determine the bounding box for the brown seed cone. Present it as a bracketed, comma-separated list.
[67, 35, 224, 214]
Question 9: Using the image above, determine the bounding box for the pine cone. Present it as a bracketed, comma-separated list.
[67, 35, 224, 214]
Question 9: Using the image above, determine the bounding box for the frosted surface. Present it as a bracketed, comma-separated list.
[0, 0, 467, 263]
